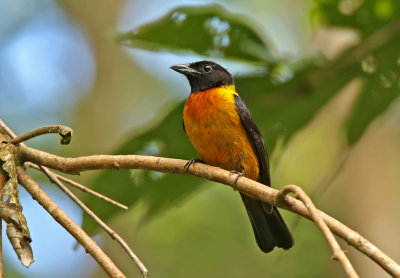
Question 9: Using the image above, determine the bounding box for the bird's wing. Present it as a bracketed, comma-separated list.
[234, 94, 273, 214]
[234, 94, 271, 186]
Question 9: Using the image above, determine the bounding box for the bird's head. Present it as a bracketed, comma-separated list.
[170, 60, 233, 93]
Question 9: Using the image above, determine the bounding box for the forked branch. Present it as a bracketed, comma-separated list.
[39, 165, 148, 277]
[7, 125, 73, 145]
[16, 167, 126, 278]
[279, 185, 359, 278]
[26, 162, 128, 210]
[1, 120, 400, 278]
[15, 143, 400, 277]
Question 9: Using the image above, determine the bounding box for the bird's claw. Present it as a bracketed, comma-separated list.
[230, 169, 245, 184]
[184, 158, 204, 171]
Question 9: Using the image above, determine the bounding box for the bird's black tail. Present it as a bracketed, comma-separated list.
[240, 194, 294, 252]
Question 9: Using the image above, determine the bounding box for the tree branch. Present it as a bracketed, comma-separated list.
[2, 120, 399, 277]
[16, 144, 400, 277]
[7, 125, 73, 145]
[26, 163, 128, 210]
[280, 184, 359, 278]
[38, 165, 148, 277]
[0, 120, 133, 277]
[16, 167, 126, 278]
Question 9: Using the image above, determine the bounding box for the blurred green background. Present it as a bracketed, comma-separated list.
[1, 0, 400, 277]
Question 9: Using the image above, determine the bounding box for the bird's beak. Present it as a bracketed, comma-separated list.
[170, 64, 199, 76]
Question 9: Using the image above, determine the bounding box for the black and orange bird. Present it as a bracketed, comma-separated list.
[171, 60, 294, 252]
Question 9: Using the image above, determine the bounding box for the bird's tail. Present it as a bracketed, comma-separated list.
[240, 194, 294, 252]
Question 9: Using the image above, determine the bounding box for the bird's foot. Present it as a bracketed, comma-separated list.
[230, 169, 245, 184]
[184, 158, 204, 171]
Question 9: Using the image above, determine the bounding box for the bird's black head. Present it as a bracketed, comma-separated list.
[170, 60, 233, 93]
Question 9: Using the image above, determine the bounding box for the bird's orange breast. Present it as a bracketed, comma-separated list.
[183, 86, 260, 180]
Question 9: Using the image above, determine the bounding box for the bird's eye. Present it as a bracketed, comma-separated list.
[203, 65, 212, 73]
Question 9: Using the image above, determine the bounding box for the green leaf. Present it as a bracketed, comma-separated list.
[115, 4, 272, 62]
[235, 61, 360, 149]
[82, 103, 204, 234]
[346, 36, 400, 144]
[314, 0, 400, 35]
[238, 35, 400, 146]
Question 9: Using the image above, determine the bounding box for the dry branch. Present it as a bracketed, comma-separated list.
[2, 120, 399, 277]
[38, 165, 148, 277]
[0, 120, 130, 277]
[280, 184, 359, 278]
[26, 162, 128, 210]
[15, 143, 400, 277]
[16, 167, 126, 278]
[7, 125, 73, 145]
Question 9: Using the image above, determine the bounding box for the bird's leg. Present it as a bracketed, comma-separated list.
[184, 158, 205, 171]
[230, 168, 245, 184]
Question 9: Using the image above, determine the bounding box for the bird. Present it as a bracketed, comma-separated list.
[170, 60, 294, 253]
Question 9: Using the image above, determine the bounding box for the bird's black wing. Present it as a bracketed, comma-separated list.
[234, 94, 270, 186]
[234, 95, 294, 251]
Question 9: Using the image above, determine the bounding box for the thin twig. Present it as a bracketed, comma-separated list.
[26, 163, 128, 211]
[0, 120, 19, 143]
[16, 167, 126, 278]
[16, 144, 400, 277]
[7, 125, 73, 145]
[38, 166, 148, 277]
[280, 184, 359, 278]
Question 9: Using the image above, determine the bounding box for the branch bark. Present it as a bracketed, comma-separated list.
[7, 125, 73, 145]
[280, 185, 359, 278]
[38, 165, 148, 277]
[16, 167, 126, 278]
[16, 144, 400, 277]
[26, 162, 127, 210]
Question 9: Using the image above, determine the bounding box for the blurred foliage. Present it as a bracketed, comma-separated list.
[83, 2, 400, 235]
[313, 0, 400, 143]
[115, 5, 272, 62]
[313, 0, 399, 34]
